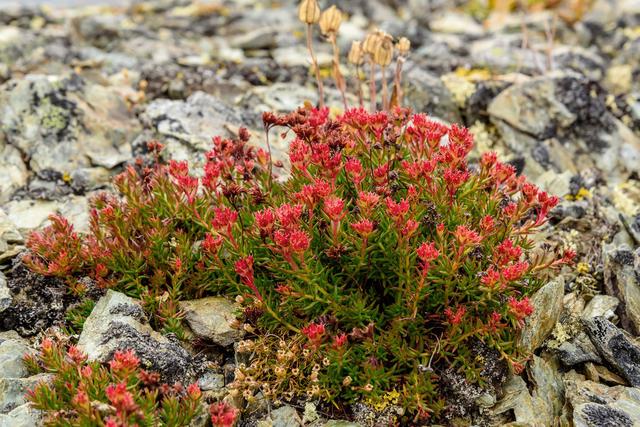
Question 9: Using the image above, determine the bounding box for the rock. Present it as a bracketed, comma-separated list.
[603, 244, 640, 334]
[262, 405, 302, 427]
[197, 371, 224, 391]
[3, 200, 59, 232]
[490, 374, 537, 424]
[527, 355, 565, 424]
[518, 278, 565, 353]
[0, 374, 50, 413]
[0, 331, 30, 378]
[430, 11, 484, 36]
[582, 295, 620, 320]
[564, 375, 640, 427]
[583, 316, 640, 387]
[402, 67, 462, 124]
[470, 35, 547, 75]
[78, 290, 203, 384]
[0, 74, 138, 175]
[552, 46, 606, 81]
[0, 403, 42, 427]
[1, 262, 68, 337]
[241, 83, 353, 116]
[142, 91, 246, 153]
[0, 210, 23, 263]
[0, 273, 10, 314]
[0, 143, 28, 204]
[488, 72, 640, 181]
[179, 297, 243, 347]
[323, 422, 362, 427]
[556, 331, 603, 366]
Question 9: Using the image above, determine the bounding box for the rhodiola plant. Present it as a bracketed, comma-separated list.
[24, 105, 573, 420]
[23, 339, 217, 427]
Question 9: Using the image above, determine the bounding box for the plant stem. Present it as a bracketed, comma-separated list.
[329, 33, 347, 110]
[306, 24, 325, 109]
[354, 65, 364, 107]
[381, 65, 389, 111]
[393, 56, 405, 108]
[369, 57, 377, 112]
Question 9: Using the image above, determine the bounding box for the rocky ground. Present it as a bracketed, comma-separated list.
[0, 0, 639, 426]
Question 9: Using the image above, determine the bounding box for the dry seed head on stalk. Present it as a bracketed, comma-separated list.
[373, 32, 394, 67]
[348, 40, 364, 65]
[362, 30, 382, 55]
[396, 37, 410, 56]
[298, 0, 320, 24]
[319, 5, 342, 36]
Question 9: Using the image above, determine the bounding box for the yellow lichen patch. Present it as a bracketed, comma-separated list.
[441, 73, 476, 107]
[576, 262, 590, 275]
[565, 187, 591, 201]
[365, 389, 401, 411]
[454, 67, 492, 82]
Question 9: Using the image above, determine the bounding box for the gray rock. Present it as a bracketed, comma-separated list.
[583, 295, 620, 320]
[488, 72, 640, 180]
[0, 374, 49, 414]
[265, 405, 302, 427]
[0, 403, 42, 427]
[564, 375, 640, 427]
[603, 245, 640, 334]
[196, 371, 224, 391]
[556, 331, 603, 366]
[0, 210, 22, 263]
[490, 374, 537, 424]
[78, 290, 202, 384]
[403, 66, 462, 124]
[553, 46, 606, 81]
[0, 273, 10, 314]
[0, 331, 30, 379]
[142, 91, 246, 153]
[528, 355, 565, 424]
[0, 74, 138, 175]
[518, 278, 565, 353]
[0, 143, 27, 204]
[179, 297, 243, 347]
[470, 35, 547, 75]
[584, 316, 640, 387]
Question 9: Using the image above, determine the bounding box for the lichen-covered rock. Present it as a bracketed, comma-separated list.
[0, 374, 50, 414]
[0, 74, 138, 176]
[0, 403, 42, 427]
[583, 316, 640, 387]
[518, 278, 564, 353]
[603, 244, 640, 334]
[179, 297, 243, 347]
[582, 295, 620, 320]
[555, 331, 603, 366]
[490, 375, 537, 424]
[527, 355, 565, 424]
[0, 143, 27, 205]
[488, 72, 640, 181]
[0, 210, 22, 265]
[564, 374, 640, 427]
[0, 273, 10, 314]
[0, 331, 30, 379]
[78, 290, 204, 384]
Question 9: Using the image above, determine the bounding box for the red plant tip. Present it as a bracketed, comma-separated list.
[288, 229, 311, 253]
[561, 249, 577, 264]
[235, 256, 263, 301]
[105, 382, 138, 413]
[81, 365, 93, 378]
[41, 338, 54, 353]
[323, 196, 346, 222]
[495, 239, 523, 266]
[302, 322, 326, 346]
[254, 208, 276, 232]
[212, 207, 238, 231]
[332, 333, 348, 349]
[66, 345, 87, 364]
[385, 197, 410, 221]
[444, 305, 466, 325]
[210, 402, 239, 427]
[501, 261, 529, 282]
[480, 266, 501, 288]
[453, 225, 481, 248]
[417, 242, 439, 263]
[109, 349, 140, 373]
[351, 219, 375, 237]
[508, 296, 534, 323]
[357, 191, 381, 214]
[203, 233, 224, 255]
[276, 203, 304, 228]
[345, 157, 365, 185]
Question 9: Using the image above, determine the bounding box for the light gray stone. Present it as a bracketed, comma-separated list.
[0, 374, 50, 414]
[518, 278, 565, 353]
[0, 403, 42, 427]
[0, 331, 30, 379]
[583, 295, 620, 320]
[603, 245, 640, 334]
[179, 297, 243, 347]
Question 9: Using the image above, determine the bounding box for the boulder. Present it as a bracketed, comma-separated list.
[583, 316, 640, 387]
[518, 278, 565, 353]
[0, 331, 30, 379]
[78, 290, 203, 384]
[179, 297, 243, 347]
[0, 403, 42, 427]
[603, 245, 640, 334]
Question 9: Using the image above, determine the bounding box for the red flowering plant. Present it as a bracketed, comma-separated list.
[23, 339, 216, 426]
[23, 105, 573, 419]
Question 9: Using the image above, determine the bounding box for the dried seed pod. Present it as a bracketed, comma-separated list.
[319, 5, 342, 36]
[374, 32, 394, 67]
[362, 31, 382, 55]
[298, 0, 320, 24]
[348, 40, 364, 65]
[396, 37, 410, 56]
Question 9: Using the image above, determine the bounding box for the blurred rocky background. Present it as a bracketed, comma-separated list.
[0, 0, 640, 426]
